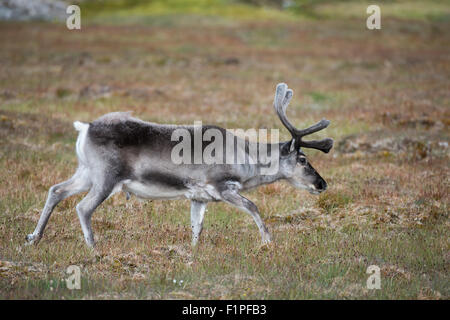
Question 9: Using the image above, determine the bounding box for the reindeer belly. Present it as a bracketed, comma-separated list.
[123, 181, 187, 200]
[122, 180, 222, 202]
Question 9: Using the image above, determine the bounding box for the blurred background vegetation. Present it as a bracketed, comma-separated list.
[76, 0, 450, 24]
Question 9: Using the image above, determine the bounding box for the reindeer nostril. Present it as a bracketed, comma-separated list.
[317, 180, 327, 191]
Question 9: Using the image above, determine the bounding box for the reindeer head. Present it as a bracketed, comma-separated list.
[274, 83, 333, 194]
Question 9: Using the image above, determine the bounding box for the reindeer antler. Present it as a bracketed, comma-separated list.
[273, 83, 333, 153]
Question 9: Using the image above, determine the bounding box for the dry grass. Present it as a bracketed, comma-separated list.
[0, 6, 449, 299]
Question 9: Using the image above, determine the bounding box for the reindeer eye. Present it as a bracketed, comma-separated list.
[298, 157, 307, 165]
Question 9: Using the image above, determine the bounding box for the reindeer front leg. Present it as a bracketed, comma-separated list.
[219, 185, 271, 245]
[190, 200, 207, 246]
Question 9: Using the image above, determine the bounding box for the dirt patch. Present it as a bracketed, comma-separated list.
[337, 131, 449, 160]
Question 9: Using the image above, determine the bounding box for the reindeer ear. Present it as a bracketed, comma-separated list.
[289, 138, 296, 152]
[280, 140, 295, 156]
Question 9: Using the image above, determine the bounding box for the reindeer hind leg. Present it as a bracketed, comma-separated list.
[75, 179, 116, 247]
[26, 167, 92, 244]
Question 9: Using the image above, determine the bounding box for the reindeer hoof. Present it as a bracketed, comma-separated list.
[85, 239, 96, 248]
[25, 233, 39, 245]
[258, 241, 272, 252]
[261, 233, 272, 246]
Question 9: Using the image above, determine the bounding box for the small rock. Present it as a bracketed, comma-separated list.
[0, 0, 67, 22]
[0, 90, 15, 100]
[79, 84, 112, 99]
[224, 57, 240, 65]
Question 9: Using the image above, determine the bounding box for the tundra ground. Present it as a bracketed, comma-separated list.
[0, 1, 449, 299]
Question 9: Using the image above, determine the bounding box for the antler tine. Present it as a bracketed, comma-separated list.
[296, 119, 333, 153]
[296, 119, 330, 138]
[273, 83, 296, 137]
[299, 138, 334, 153]
[273, 83, 334, 153]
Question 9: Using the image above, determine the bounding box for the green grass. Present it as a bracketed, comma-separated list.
[79, 0, 450, 25]
[2, 220, 447, 299]
[81, 0, 297, 25]
[316, 0, 450, 22]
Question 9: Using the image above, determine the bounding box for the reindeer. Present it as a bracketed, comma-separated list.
[26, 83, 333, 247]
